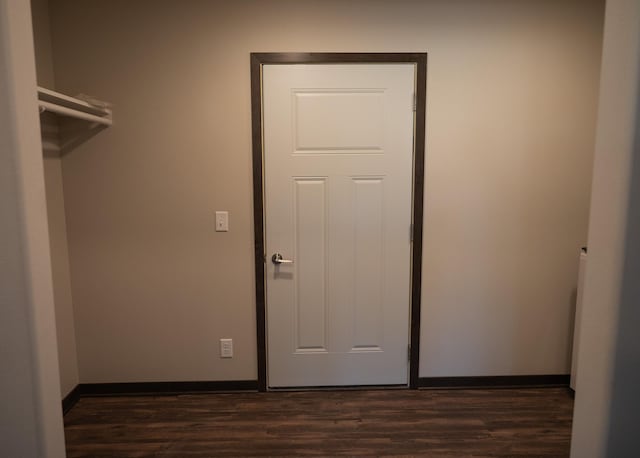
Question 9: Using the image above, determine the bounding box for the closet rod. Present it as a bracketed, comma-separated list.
[39, 100, 113, 126]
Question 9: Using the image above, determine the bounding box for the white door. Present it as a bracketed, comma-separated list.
[263, 64, 415, 387]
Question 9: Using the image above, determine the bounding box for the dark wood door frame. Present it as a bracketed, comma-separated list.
[250, 52, 427, 391]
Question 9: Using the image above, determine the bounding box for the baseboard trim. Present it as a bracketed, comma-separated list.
[62, 380, 258, 414]
[62, 385, 82, 415]
[79, 380, 259, 396]
[63, 376, 568, 414]
[418, 374, 570, 389]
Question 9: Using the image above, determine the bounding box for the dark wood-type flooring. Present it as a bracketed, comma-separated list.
[64, 387, 573, 457]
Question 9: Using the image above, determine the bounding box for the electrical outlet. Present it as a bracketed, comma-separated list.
[220, 338, 233, 358]
[215, 211, 229, 232]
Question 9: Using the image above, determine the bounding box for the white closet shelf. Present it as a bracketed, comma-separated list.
[38, 86, 112, 126]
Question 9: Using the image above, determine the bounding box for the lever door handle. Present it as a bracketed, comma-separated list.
[271, 253, 294, 265]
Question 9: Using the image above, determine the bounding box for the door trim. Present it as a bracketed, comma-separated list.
[250, 53, 427, 391]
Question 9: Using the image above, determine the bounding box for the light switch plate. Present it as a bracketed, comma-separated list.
[220, 338, 233, 358]
[215, 211, 228, 232]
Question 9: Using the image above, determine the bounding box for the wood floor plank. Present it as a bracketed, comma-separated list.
[64, 388, 573, 457]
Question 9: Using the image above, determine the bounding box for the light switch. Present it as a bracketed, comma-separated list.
[220, 338, 233, 358]
[215, 211, 228, 232]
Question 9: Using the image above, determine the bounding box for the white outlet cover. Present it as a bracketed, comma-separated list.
[215, 211, 229, 232]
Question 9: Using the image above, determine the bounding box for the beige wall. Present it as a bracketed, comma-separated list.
[0, 0, 65, 455]
[43, 157, 79, 396]
[48, 0, 604, 383]
[30, 0, 54, 87]
[32, 0, 80, 397]
[570, 0, 640, 456]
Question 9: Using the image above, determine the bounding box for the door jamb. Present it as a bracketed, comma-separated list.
[250, 52, 427, 391]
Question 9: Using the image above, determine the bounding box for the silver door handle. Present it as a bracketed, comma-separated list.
[271, 253, 294, 265]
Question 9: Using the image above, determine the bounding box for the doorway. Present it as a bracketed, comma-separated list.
[251, 53, 427, 390]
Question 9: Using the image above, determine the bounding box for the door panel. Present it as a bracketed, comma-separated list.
[293, 89, 384, 152]
[352, 177, 384, 351]
[293, 178, 327, 352]
[264, 64, 415, 387]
